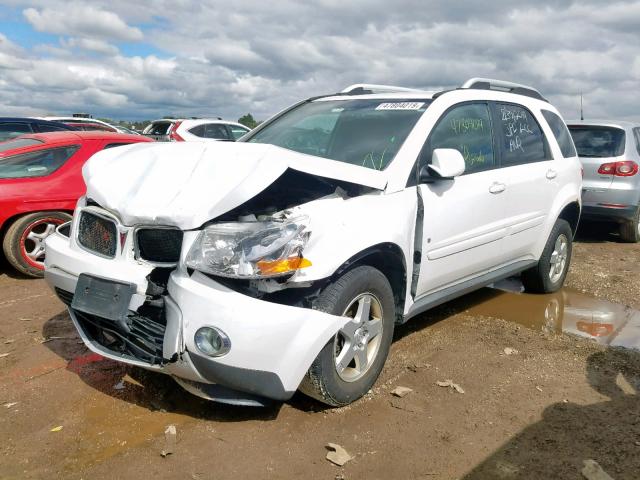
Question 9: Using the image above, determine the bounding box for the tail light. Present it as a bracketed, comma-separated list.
[597, 161, 638, 177]
[168, 121, 184, 141]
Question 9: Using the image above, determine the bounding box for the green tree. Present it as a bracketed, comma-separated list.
[238, 113, 259, 129]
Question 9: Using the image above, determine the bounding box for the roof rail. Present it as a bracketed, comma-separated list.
[461, 78, 547, 102]
[341, 83, 425, 94]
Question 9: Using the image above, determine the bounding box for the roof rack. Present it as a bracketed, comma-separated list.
[341, 83, 426, 95]
[461, 78, 547, 102]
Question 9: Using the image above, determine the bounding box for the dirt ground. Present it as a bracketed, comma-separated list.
[1, 221, 639, 480]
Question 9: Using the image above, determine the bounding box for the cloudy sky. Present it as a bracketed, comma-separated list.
[0, 0, 638, 123]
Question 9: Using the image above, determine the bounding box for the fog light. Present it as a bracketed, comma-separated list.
[194, 327, 231, 357]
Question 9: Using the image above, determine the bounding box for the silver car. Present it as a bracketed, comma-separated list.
[568, 120, 640, 242]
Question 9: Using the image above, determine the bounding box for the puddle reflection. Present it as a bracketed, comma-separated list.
[466, 279, 640, 351]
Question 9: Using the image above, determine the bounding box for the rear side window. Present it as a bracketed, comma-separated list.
[495, 104, 548, 165]
[202, 123, 231, 140]
[230, 126, 249, 140]
[633, 128, 640, 155]
[0, 122, 33, 142]
[0, 138, 43, 153]
[569, 126, 626, 158]
[84, 124, 112, 132]
[188, 125, 205, 137]
[144, 122, 172, 135]
[541, 110, 577, 158]
[424, 102, 495, 174]
[0, 146, 78, 179]
[37, 124, 69, 133]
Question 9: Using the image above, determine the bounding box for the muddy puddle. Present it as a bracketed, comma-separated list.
[465, 278, 640, 351]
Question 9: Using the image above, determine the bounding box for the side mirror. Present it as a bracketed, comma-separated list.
[419, 149, 466, 182]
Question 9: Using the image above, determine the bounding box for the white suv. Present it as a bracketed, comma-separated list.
[44, 79, 582, 407]
[142, 118, 250, 142]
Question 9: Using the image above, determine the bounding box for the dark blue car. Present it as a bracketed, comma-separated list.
[0, 117, 78, 142]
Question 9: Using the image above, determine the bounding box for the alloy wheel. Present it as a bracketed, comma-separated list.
[549, 234, 569, 283]
[333, 293, 384, 382]
[19, 218, 64, 269]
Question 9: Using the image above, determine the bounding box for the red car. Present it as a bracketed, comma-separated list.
[0, 131, 153, 277]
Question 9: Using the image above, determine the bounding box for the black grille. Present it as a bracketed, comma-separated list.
[55, 289, 166, 365]
[136, 228, 183, 263]
[75, 308, 166, 364]
[78, 211, 117, 257]
[55, 288, 74, 306]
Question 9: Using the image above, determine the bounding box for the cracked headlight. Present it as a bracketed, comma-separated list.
[185, 217, 311, 278]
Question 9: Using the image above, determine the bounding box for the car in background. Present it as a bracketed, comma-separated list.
[63, 121, 119, 132]
[0, 131, 153, 277]
[142, 118, 250, 142]
[0, 117, 77, 142]
[67, 122, 140, 135]
[42, 117, 122, 133]
[568, 121, 640, 242]
[114, 126, 140, 135]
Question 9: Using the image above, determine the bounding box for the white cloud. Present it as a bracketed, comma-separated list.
[0, 0, 637, 122]
[62, 38, 119, 56]
[23, 5, 143, 41]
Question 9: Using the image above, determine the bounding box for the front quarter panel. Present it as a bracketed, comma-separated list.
[289, 188, 416, 300]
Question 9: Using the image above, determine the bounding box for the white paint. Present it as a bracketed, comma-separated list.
[83, 141, 387, 230]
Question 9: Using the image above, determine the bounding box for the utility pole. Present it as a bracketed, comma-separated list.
[580, 92, 584, 121]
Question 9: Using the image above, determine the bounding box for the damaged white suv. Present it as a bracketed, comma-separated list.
[44, 79, 582, 406]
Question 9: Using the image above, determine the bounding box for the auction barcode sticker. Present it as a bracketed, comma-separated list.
[375, 102, 425, 110]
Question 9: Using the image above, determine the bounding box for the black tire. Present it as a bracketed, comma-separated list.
[619, 206, 640, 243]
[522, 219, 573, 294]
[2, 212, 71, 278]
[298, 266, 396, 406]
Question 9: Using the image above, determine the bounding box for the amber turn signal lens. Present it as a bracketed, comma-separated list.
[256, 257, 312, 275]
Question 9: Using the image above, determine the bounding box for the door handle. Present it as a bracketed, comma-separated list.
[489, 182, 506, 194]
[546, 169, 557, 179]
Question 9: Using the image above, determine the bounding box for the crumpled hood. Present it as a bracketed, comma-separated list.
[83, 141, 386, 229]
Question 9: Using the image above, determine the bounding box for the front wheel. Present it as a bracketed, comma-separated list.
[299, 266, 396, 406]
[2, 212, 71, 277]
[522, 218, 572, 293]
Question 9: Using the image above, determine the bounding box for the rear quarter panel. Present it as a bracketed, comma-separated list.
[531, 106, 582, 259]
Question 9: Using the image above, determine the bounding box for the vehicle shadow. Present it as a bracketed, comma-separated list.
[575, 220, 622, 244]
[462, 348, 640, 479]
[0, 255, 30, 280]
[41, 310, 285, 422]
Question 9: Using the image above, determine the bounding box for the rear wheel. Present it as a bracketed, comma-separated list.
[299, 266, 396, 406]
[619, 206, 640, 243]
[522, 219, 572, 294]
[2, 212, 71, 277]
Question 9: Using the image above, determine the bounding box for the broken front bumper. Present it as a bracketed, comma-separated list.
[44, 231, 348, 404]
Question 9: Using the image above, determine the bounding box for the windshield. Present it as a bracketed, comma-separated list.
[569, 126, 626, 158]
[246, 98, 430, 170]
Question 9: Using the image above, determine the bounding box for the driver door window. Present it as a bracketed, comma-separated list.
[422, 103, 495, 175]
